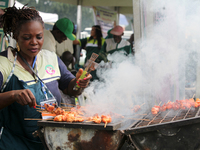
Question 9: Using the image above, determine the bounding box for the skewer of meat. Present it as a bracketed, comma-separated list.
[101, 115, 112, 128]
[92, 115, 102, 124]
[86, 114, 101, 124]
[53, 115, 63, 122]
[132, 103, 145, 112]
[151, 105, 160, 115]
[151, 98, 198, 115]
[133, 105, 141, 112]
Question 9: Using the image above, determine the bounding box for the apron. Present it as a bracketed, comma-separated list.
[0, 52, 53, 150]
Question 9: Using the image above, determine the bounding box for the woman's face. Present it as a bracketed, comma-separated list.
[17, 21, 44, 59]
[90, 27, 96, 37]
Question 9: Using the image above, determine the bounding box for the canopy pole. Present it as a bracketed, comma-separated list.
[6, 0, 16, 49]
[75, 0, 82, 64]
[196, 52, 200, 98]
[115, 7, 119, 25]
[132, 0, 142, 53]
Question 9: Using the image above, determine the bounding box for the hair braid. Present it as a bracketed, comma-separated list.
[1, 3, 44, 40]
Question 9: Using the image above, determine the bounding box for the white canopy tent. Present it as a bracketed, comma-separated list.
[15, 1, 58, 23]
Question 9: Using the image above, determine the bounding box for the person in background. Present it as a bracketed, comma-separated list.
[60, 51, 76, 75]
[42, 17, 75, 55]
[56, 22, 77, 58]
[128, 33, 135, 55]
[0, 4, 91, 150]
[0, 8, 4, 28]
[56, 37, 74, 57]
[99, 25, 132, 62]
[105, 28, 113, 39]
[73, 25, 105, 81]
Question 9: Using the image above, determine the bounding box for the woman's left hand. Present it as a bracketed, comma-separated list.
[76, 68, 92, 88]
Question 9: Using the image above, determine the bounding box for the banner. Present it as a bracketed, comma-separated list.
[0, 0, 9, 52]
[93, 7, 117, 38]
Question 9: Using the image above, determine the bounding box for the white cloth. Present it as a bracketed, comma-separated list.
[56, 39, 74, 57]
[105, 38, 130, 53]
[42, 30, 56, 53]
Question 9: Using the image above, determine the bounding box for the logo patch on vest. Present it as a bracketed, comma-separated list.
[45, 65, 55, 75]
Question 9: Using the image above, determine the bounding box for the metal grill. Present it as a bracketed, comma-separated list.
[38, 119, 125, 131]
[125, 107, 200, 135]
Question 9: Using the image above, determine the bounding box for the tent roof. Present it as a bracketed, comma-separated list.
[15, 1, 59, 23]
[51, 0, 133, 14]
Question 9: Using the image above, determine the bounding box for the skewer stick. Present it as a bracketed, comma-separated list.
[127, 118, 150, 121]
[36, 110, 45, 113]
[63, 109, 72, 111]
[61, 106, 73, 109]
[192, 94, 195, 99]
[140, 103, 145, 107]
[148, 112, 160, 125]
[24, 118, 54, 121]
[124, 114, 147, 117]
[85, 121, 93, 122]
[104, 122, 107, 128]
[171, 109, 181, 121]
[36, 110, 56, 114]
[184, 107, 192, 119]
[159, 111, 170, 123]
[135, 114, 147, 116]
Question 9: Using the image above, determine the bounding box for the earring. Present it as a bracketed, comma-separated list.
[16, 43, 20, 51]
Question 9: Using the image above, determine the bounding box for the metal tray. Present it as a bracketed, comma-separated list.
[37, 120, 125, 131]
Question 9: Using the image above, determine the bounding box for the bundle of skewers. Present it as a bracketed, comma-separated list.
[74, 53, 99, 90]
[151, 98, 200, 115]
[31, 103, 113, 128]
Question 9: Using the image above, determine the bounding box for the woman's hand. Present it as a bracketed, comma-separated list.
[76, 68, 92, 88]
[13, 89, 36, 108]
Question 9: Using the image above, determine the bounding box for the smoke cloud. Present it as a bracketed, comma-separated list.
[80, 0, 200, 118]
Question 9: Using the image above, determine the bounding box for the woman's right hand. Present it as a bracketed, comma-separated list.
[13, 89, 36, 108]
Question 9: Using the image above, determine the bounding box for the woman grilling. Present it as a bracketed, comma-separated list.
[0, 4, 91, 150]
[73, 25, 105, 81]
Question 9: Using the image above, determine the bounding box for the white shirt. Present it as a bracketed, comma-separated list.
[42, 30, 56, 53]
[56, 39, 74, 57]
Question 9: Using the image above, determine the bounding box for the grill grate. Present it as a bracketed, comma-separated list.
[124, 107, 200, 135]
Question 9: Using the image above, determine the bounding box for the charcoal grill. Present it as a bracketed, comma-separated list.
[37, 107, 200, 150]
[37, 119, 130, 150]
[124, 107, 200, 150]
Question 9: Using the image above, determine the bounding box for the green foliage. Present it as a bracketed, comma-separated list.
[17, 0, 94, 31]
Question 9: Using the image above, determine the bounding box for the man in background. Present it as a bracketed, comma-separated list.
[42, 18, 75, 54]
[99, 25, 132, 62]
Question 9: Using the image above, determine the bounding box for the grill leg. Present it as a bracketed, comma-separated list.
[118, 134, 137, 150]
[127, 135, 143, 150]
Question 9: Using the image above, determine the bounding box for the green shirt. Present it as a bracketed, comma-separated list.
[78, 37, 105, 63]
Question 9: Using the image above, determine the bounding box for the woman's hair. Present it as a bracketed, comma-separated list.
[88, 25, 103, 49]
[1, 3, 44, 40]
